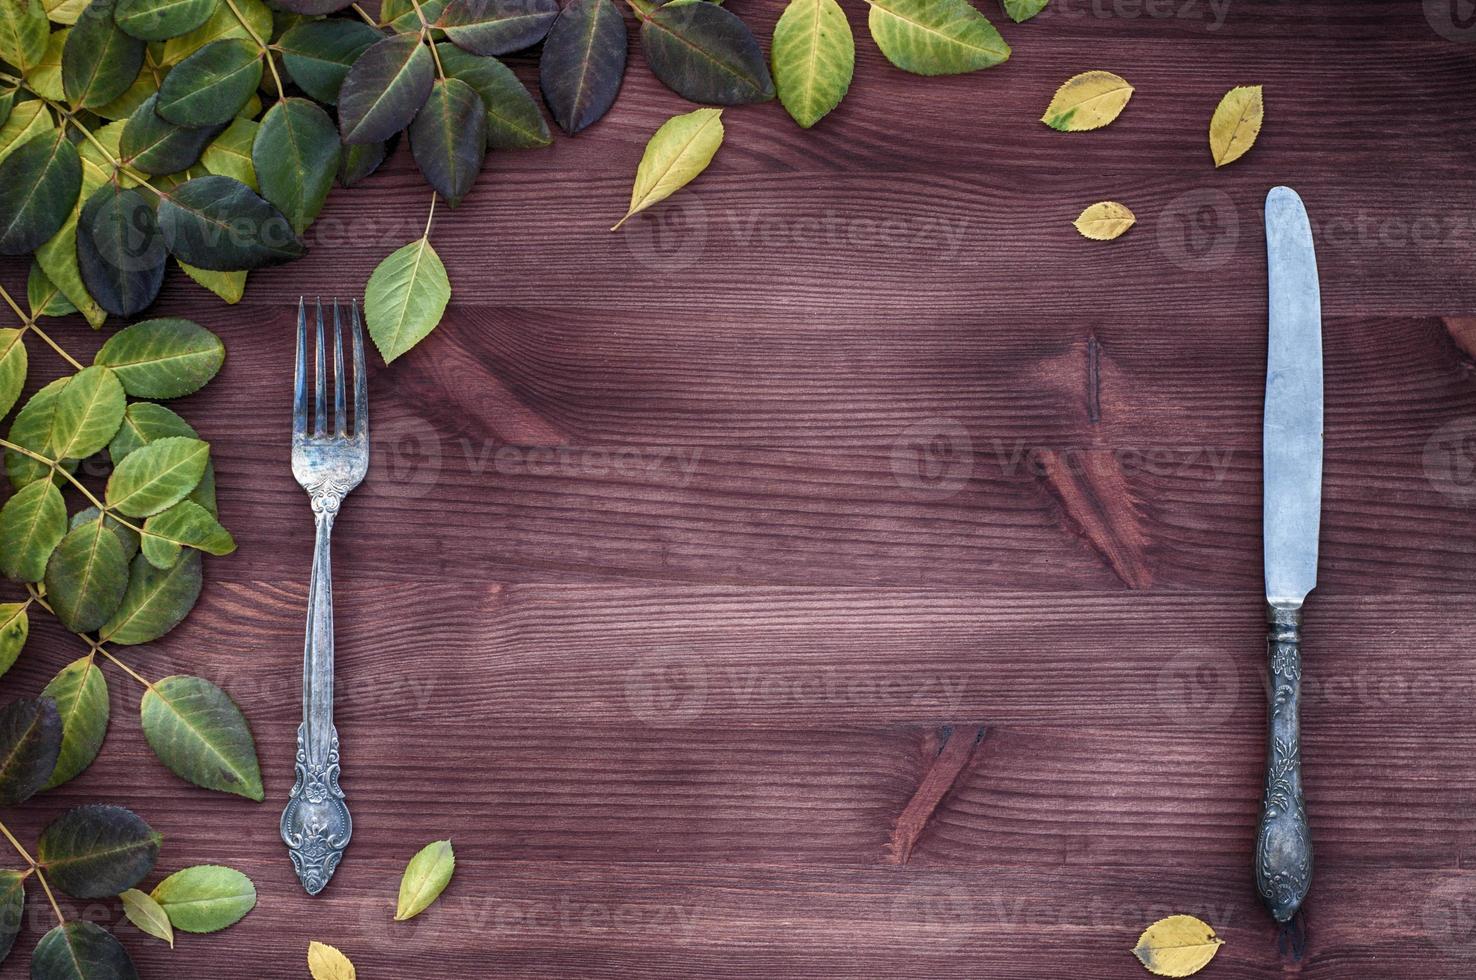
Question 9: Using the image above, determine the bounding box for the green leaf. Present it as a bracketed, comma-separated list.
[0, 479, 66, 580]
[382, 0, 445, 33]
[105, 435, 209, 517]
[1001, 0, 1047, 21]
[409, 77, 485, 206]
[5, 378, 75, 489]
[32, 921, 139, 980]
[69, 506, 139, 562]
[640, 0, 774, 105]
[365, 235, 450, 363]
[0, 869, 23, 964]
[771, 0, 853, 128]
[865, 0, 1010, 75]
[268, 0, 360, 13]
[438, 0, 557, 56]
[120, 888, 173, 947]
[22, 27, 64, 98]
[141, 500, 234, 567]
[41, 655, 108, 789]
[200, 116, 258, 190]
[38, 804, 160, 898]
[0, 0, 49, 71]
[0, 696, 60, 805]
[45, 516, 129, 631]
[116, 0, 218, 41]
[437, 46, 549, 150]
[0, 327, 25, 418]
[254, 96, 340, 235]
[338, 138, 392, 187]
[161, 0, 268, 62]
[0, 98, 50, 164]
[109, 402, 197, 461]
[0, 86, 10, 129]
[0, 129, 82, 254]
[395, 840, 454, 921]
[121, 92, 226, 176]
[50, 365, 126, 460]
[179, 262, 246, 303]
[95, 317, 225, 398]
[62, 0, 146, 108]
[100, 550, 201, 643]
[158, 174, 304, 269]
[613, 107, 722, 230]
[0, 604, 26, 678]
[150, 865, 256, 933]
[538, 0, 626, 134]
[42, 0, 89, 23]
[157, 38, 263, 126]
[27, 263, 78, 318]
[76, 183, 167, 317]
[140, 674, 263, 800]
[338, 33, 435, 144]
[278, 18, 381, 105]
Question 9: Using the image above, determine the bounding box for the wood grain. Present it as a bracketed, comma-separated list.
[0, 0, 1474, 976]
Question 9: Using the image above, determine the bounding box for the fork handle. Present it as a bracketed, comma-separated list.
[279, 503, 352, 895]
[1255, 603, 1312, 922]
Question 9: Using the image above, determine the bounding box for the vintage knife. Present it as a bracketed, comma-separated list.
[1256, 186, 1322, 922]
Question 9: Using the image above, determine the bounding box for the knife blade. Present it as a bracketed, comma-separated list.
[1256, 185, 1321, 923]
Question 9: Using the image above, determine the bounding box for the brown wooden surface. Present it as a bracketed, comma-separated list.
[3, 0, 1476, 976]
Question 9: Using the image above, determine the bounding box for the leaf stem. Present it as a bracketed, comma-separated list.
[223, 0, 285, 100]
[0, 819, 35, 867]
[423, 193, 438, 240]
[0, 283, 29, 329]
[421, 29, 446, 81]
[23, 586, 154, 691]
[34, 869, 65, 926]
[0, 440, 147, 537]
[23, 324, 87, 372]
[38, 98, 162, 195]
[351, 2, 380, 28]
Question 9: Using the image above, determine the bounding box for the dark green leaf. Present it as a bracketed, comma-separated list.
[49, 365, 126, 461]
[141, 500, 234, 568]
[157, 38, 263, 126]
[140, 674, 263, 800]
[0, 87, 12, 130]
[32, 921, 138, 980]
[0, 479, 66, 581]
[68, 506, 141, 562]
[0, 328, 26, 419]
[254, 96, 340, 234]
[438, 0, 556, 55]
[150, 865, 256, 932]
[62, 0, 146, 108]
[266, 0, 354, 13]
[157, 174, 304, 269]
[337, 32, 434, 144]
[0, 697, 60, 805]
[538, 0, 625, 134]
[38, 805, 160, 898]
[120, 93, 227, 175]
[278, 18, 380, 105]
[337, 137, 392, 187]
[0, 129, 81, 254]
[0, 0, 49, 71]
[4, 379, 75, 490]
[115, 0, 219, 41]
[0, 604, 25, 678]
[105, 435, 209, 517]
[0, 870, 21, 965]
[41, 655, 108, 789]
[95, 317, 225, 398]
[108, 401, 197, 462]
[437, 44, 549, 150]
[76, 183, 166, 317]
[99, 550, 201, 643]
[409, 77, 485, 206]
[45, 516, 129, 631]
[640, 0, 774, 105]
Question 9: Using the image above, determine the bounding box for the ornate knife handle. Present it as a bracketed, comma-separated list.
[1255, 604, 1312, 922]
[279, 502, 352, 895]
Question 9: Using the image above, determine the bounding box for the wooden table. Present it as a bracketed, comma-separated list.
[4, 0, 1475, 976]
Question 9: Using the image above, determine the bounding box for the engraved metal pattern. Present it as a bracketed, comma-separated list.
[1256, 605, 1312, 922]
[280, 299, 369, 896]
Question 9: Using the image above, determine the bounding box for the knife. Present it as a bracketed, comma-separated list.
[1257, 186, 1322, 923]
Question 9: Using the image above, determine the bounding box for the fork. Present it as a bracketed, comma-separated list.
[279, 298, 368, 896]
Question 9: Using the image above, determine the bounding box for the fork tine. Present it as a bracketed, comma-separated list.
[293, 297, 307, 438]
[333, 300, 346, 436]
[351, 300, 367, 439]
[314, 298, 326, 437]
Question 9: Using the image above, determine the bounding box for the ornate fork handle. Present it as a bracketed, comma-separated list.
[1255, 604, 1312, 922]
[279, 488, 352, 895]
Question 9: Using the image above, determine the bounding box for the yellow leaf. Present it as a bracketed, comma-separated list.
[1042, 70, 1134, 131]
[1074, 201, 1136, 241]
[307, 942, 355, 980]
[612, 108, 724, 231]
[1209, 84, 1263, 167]
[1131, 914, 1224, 977]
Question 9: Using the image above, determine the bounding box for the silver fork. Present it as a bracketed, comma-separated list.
[279, 298, 368, 895]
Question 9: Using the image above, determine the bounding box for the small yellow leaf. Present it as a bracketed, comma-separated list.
[308, 942, 356, 980]
[1074, 201, 1136, 241]
[1209, 84, 1263, 167]
[1132, 914, 1224, 977]
[1042, 70, 1134, 131]
[612, 108, 724, 231]
[120, 889, 173, 948]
